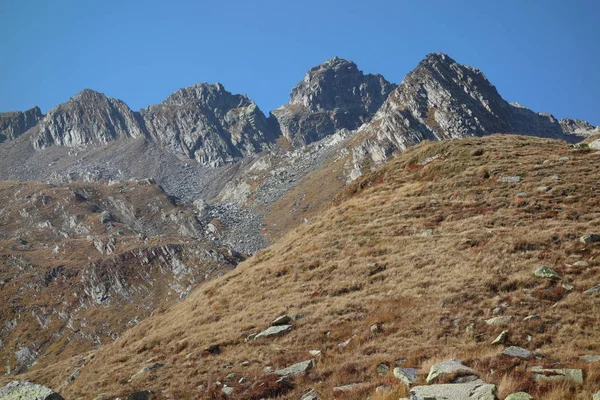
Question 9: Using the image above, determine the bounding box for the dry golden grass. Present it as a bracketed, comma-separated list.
[4, 135, 600, 399]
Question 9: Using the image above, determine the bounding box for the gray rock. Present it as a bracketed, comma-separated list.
[505, 393, 534, 400]
[593, 391, 600, 400]
[485, 316, 512, 326]
[333, 383, 361, 393]
[491, 330, 509, 345]
[127, 391, 154, 400]
[221, 386, 234, 396]
[502, 346, 532, 359]
[530, 367, 584, 384]
[254, 324, 292, 339]
[534, 266, 560, 279]
[0, 381, 64, 400]
[274, 359, 315, 377]
[300, 388, 320, 400]
[376, 363, 390, 376]
[584, 284, 600, 296]
[426, 359, 475, 384]
[0, 107, 43, 142]
[393, 367, 418, 386]
[410, 379, 496, 400]
[580, 234, 600, 244]
[498, 176, 521, 183]
[580, 354, 600, 363]
[271, 315, 292, 326]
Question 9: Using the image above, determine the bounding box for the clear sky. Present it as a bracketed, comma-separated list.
[1, 0, 598, 125]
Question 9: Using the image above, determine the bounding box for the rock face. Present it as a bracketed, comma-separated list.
[410, 379, 496, 400]
[32, 89, 145, 149]
[141, 83, 276, 167]
[0, 107, 43, 142]
[271, 57, 394, 146]
[0, 381, 64, 400]
[350, 53, 594, 179]
[560, 118, 599, 136]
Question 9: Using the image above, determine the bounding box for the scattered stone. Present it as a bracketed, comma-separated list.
[308, 350, 322, 357]
[245, 333, 256, 341]
[534, 266, 560, 279]
[221, 386, 234, 396]
[421, 229, 434, 237]
[0, 381, 64, 400]
[411, 380, 496, 400]
[505, 393, 534, 400]
[127, 391, 155, 400]
[204, 344, 220, 354]
[530, 367, 584, 384]
[300, 388, 320, 400]
[584, 284, 600, 296]
[580, 355, 600, 363]
[491, 330, 509, 345]
[558, 156, 570, 161]
[580, 234, 600, 244]
[516, 192, 529, 198]
[523, 315, 540, 322]
[485, 316, 512, 326]
[271, 315, 292, 326]
[536, 186, 550, 192]
[224, 373, 239, 381]
[338, 335, 355, 348]
[572, 260, 589, 267]
[370, 322, 383, 334]
[274, 359, 315, 377]
[465, 323, 475, 333]
[333, 383, 360, 393]
[393, 367, 418, 386]
[562, 283, 574, 291]
[241, 360, 250, 366]
[426, 359, 475, 384]
[128, 363, 164, 381]
[498, 176, 521, 183]
[254, 325, 292, 339]
[502, 346, 532, 359]
[376, 363, 390, 376]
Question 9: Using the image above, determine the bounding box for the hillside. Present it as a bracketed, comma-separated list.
[0, 180, 242, 378]
[7, 134, 600, 399]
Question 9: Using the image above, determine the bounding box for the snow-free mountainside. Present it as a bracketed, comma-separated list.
[0, 53, 599, 399]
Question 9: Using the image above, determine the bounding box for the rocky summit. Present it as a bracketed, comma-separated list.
[0, 53, 599, 399]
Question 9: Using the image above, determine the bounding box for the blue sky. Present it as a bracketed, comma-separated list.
[1, 0, 598, 125]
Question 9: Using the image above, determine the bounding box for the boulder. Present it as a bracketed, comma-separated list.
[127, 391, 155, 400]
[393, 367, 418, 386]
[502, 346, 532, 359]
[584, 284, 600, 296]
[376, 363, 390, 376]
[221, 386, 234, 396]
[530, 367, 584, 384]
[580, 234, 600, 244]
[254, 324, 292, 339]
[271, 315, 292, 326]
[410, 379, 496, 400]
[0, 381, 64, 400]
[534, 266, 560, 279]
[274, 359, 315, 377]
[580, 354, 600, 363]
[426, 359, 475, 384]
[505, 393, 534, 400]
[485, 316, 512, 326]
[491, 330, 509, 345]
[300, 388, 320, 400]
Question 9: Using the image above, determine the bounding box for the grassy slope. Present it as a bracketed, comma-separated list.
[7, 135, 600, 399]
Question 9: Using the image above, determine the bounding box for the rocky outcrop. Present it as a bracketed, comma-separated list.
[271, 57, 394, 146]
[0, 381, 64, 400]
[349, 53, 596, 180]
[32, 89, 144, 149]
[559, 118, 599, 136]
[141, 83, 276, 167]
[0, 106, 43, 142]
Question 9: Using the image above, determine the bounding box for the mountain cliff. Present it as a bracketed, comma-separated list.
[0, 106, 43, 142]
[271, 57, 395, 146]
[140, 83, 276, 167]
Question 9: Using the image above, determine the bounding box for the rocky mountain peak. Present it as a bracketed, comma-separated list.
[0, 106, 43, 142]
[141, 83, 275, 167]
[31, 89, 144, 149]
[272, 57, 394, 146]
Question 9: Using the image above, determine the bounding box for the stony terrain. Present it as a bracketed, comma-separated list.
[0, 180, 242, 378]
[5, 135, 599, 399]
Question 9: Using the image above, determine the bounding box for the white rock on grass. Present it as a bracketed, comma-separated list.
[0, 381, 64, 400]
[274, 359, 315, 377]
[505, 393, 534, 400]
[530, 367, 584, 384]
[501, 346, 531, 359]
[426, 359, 475, 384]
[393, 367, 418, 386]
[411, 380, 496, 400]
[254, 325, 292, 339]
